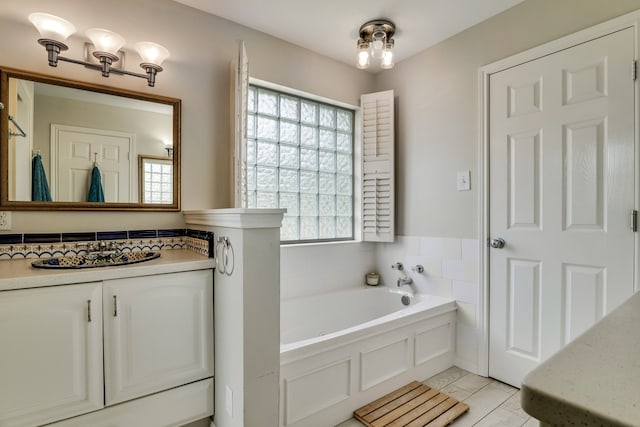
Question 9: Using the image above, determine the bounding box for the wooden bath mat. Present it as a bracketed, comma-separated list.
[353, 381, 469, 427]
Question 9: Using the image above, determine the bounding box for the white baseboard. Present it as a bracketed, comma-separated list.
[454, 358, 480, 376]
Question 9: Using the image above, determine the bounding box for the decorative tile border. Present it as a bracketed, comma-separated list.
[0, 229, 214, 260]
[186, 236, 210, 257]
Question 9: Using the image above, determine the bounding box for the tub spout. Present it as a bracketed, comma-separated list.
[397, 276, 413, 287]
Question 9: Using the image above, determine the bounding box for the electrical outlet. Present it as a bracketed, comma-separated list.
[225, 385, 233, 417]
[0, 211, 11, 230]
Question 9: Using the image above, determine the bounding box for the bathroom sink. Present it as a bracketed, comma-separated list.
[31, 251, 160, 269]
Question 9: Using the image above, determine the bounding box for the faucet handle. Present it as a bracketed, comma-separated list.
[412, 264, 425, 274]
[392, 262, 404, 271]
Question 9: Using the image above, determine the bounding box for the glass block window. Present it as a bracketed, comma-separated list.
[247, 85, 354, 242]
[140, 156, 173, 204]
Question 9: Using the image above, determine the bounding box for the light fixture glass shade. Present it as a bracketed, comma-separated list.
[357, 50, 370, 69]
[28, 13, 76, 41]
[357, 40, 370, 69]
[381, 41, 394, 69]
[86, 28, 125, 55]
[370, 29, 386, 59]
[135, 42, 170, 66]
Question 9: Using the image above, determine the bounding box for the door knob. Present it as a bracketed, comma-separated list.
[489, 238, 506, 249]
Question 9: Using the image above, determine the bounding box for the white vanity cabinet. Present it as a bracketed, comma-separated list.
[103, 269, 214, 405]
[0, 283, 104, 427]
[0, 263, 214, 427]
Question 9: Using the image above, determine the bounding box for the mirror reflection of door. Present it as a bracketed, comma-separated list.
[51, 125, 134, 203]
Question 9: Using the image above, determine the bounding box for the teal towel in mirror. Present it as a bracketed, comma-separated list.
[87, 165, 105, 202]
[32, 154, 52, 202]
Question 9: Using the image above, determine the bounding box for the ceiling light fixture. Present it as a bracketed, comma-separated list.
[356, 19, 395, 70]
[28, 13, 169, 87]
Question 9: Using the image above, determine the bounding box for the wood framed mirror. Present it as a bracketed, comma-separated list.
[0, 66, 181, 211]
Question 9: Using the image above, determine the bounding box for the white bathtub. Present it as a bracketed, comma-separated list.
[280, 287, 457, 427]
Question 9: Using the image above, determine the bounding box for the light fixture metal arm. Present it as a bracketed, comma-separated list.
[38, 39, 161, 87]
[55, 55, 158, 87]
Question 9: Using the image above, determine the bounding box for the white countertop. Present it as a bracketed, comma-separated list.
[0, 250, 215, 291]
[521, 291, 640, 426]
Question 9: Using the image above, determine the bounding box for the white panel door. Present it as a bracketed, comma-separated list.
[51, 124, 133, 203]
[489, 28, 635, 387]
[103, 270, 214, 405]
[0, 283, 104, 427]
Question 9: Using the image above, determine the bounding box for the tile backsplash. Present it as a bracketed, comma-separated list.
[0, 228, 214, 260]
[375, 235, 480, 374]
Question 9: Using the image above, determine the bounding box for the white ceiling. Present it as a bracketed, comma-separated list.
[174, 0, 525, 71]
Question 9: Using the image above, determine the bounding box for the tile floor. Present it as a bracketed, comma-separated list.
[335, 366, 540, 427]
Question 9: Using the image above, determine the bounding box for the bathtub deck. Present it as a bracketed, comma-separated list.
[354, 380, 468, 426]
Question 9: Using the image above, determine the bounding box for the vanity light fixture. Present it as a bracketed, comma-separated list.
[356, 19, 395, 70]
[28, 13, 169, 87]
[164, 141, 174, 157]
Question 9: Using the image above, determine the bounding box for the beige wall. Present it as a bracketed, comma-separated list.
[375, 0, 640, 239]
[2, 0, 640, 237]
[0, 0, 374, 233]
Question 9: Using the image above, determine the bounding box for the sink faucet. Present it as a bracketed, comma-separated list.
[84, 241, 121, 258]
[88, 241, 112, 252]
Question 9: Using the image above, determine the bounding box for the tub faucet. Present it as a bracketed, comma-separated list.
[397, 276, 413, 287]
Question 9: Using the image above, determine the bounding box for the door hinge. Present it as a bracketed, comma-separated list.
[633, 60, 637, 81]
[632, 210, 638, 232]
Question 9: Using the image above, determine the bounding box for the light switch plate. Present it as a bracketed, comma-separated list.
[457, 170, 471, 191]
[0, 211, 11, 230]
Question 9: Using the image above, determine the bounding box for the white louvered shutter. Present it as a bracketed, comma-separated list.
[361, 90, 395, 242]
[230, 41, 249, 207]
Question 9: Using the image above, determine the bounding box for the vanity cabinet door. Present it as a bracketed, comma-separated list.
[0, 283, 104, 427]
[103, 269, 214, 405]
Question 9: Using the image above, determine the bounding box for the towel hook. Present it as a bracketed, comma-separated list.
[93, 152, 98, 165]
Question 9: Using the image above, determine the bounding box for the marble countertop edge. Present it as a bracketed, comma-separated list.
[521, 291, 640, 426]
